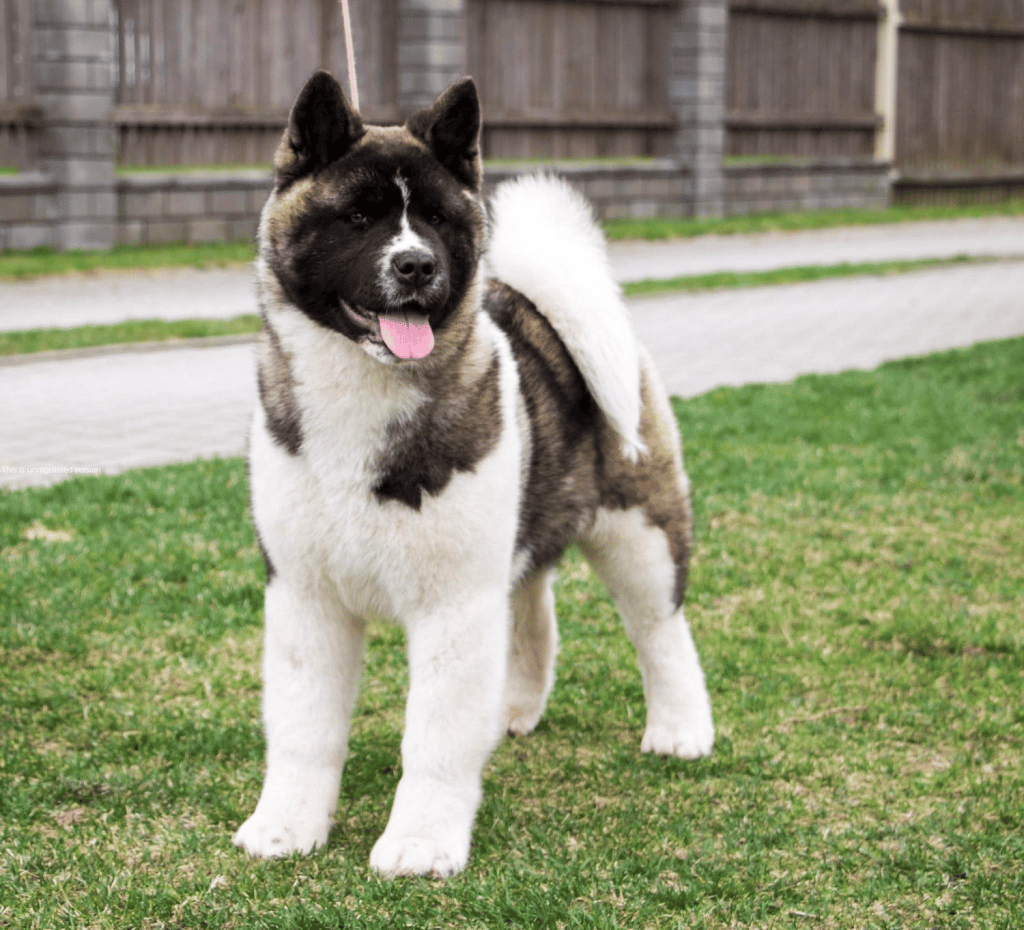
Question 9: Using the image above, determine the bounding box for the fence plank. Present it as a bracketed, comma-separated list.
[111, 0, 397, 166]
[896, 0, 1024, 175]
[467, 0, 672, 159]
[725, 3, 879, 159]
[1, 0, 36, 168]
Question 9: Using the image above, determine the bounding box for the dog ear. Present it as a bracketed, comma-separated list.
[406, 78, 482, 190]
[275, 71, 364, 183]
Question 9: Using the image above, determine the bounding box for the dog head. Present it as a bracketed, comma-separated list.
[260, 71, 486, 364]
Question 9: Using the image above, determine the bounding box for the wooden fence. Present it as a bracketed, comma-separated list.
[466, 0, 675, 159]
[897, 0, 1024, 175]
[3, 0, 1024, 182]
[111, 0, 676, 164]
[725, 0, 881, 160]
[725, 0, 1024, 176]
[0, 0, 38, 170]
[113, 0, 398, 166]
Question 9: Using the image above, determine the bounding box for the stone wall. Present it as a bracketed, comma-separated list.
[483, 161, 694, 221]
[0, 172, 57, 251]
[116, 172, 272, 247]
[723, 160, 891, 215]
[33, 0, 117, 250]
[1, 159, 893, 251]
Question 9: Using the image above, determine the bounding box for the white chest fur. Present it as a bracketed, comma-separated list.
[249, 301, 524, 621]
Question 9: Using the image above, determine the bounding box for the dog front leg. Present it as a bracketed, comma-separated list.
[370, 590, 509, 878]
[234, 579, 365, 858]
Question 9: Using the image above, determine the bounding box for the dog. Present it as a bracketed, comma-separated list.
[233, 70, 714, 878]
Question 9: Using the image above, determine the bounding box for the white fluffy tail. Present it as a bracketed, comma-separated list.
[486, 174, 645, 461]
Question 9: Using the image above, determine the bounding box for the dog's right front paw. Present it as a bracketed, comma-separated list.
[233, 809, 329, 858]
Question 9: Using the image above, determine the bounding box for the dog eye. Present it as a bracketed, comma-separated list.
[427, 212, 445, 226]
[348, 211, 369, 227]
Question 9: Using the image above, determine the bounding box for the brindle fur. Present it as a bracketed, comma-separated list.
[255, 318, 303, 456]
[485, 280, 692, 608]
[373, 342, 503, 509]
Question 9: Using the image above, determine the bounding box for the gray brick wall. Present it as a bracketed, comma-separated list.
[398, 0, 465, 116]
[670, 0, 727, 217]
[33, 0, 117, 250]
[1, 161, 892, 250]
[115, 172, 272, 247]
[0, 173, 59, 251]
[485, 162, 695, 222]
[485, 160, 887, 222]
[723, 161, 890, 216]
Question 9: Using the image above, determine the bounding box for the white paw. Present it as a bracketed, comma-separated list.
[641, 717, 715, 760]
[503, 702, 543, 736]
[233, 809, 330, 858]
[370, 832, 468, 878]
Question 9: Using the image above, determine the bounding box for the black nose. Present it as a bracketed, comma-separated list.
[392, 249, 436, 287]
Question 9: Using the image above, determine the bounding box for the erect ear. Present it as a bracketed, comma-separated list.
[406, 78, 482, 190]
[275, 70, 364, 184]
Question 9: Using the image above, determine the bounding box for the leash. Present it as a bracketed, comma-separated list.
[340, 0, 360, 111]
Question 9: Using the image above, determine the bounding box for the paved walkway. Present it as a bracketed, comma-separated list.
[3, 216, 1023, 333]
[3, 218, 1024, 488]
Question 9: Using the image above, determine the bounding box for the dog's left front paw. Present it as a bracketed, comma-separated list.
[369, 832, 468, 878]
[641, 718, 714, 760]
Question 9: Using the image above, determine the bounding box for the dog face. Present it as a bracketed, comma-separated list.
[260, 72, 487, 363]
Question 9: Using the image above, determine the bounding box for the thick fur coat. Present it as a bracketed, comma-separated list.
[233, 71, 714, 878]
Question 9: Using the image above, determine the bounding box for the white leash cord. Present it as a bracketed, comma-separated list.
[340, 0, 360, 111]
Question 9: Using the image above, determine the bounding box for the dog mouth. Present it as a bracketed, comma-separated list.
[337, 297, 435, 360]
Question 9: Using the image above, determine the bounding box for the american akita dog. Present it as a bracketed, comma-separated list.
[234, 70, 714, 877]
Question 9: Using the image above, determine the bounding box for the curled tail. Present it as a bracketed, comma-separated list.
[486, 174, 646, 461]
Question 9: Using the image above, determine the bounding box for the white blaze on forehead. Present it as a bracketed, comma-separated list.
[391, 173, 429, 252]
[395, 172, 412, 209]
[379, 172, 433, 299]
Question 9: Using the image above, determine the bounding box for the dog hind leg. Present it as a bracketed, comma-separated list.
[502, 566, 559, 736]
[581, 507, 714, 759]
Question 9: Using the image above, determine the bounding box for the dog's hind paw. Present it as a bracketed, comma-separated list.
[503, 702, 544, 737]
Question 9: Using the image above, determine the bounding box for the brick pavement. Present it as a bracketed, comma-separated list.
[609, 216, 1024, 282]
[2, 344, 255, 488]
[630, 259, 1024, 398]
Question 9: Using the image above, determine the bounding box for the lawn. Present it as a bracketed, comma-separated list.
[1, 336, 1022, 928]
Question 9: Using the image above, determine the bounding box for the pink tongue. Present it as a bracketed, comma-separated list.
[379, 311, 435, 359]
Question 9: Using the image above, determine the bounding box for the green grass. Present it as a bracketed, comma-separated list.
[603, 199, 1024, 240]
[619, 254, 993, 299]
[2, 335, 1022, 928]
[0, 241, 255, 280]
[484, 156, 660, 169]
[0, 315, 261, 357]
[116, 164, 272, 175]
